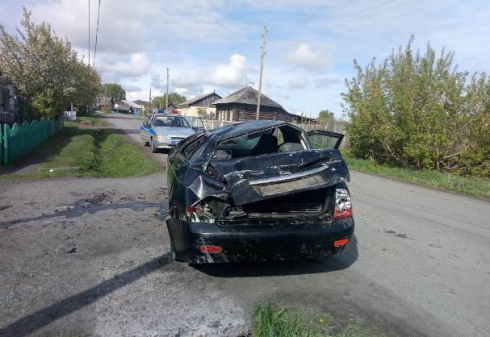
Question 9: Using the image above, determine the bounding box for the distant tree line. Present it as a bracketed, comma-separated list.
[101, 83, 126, 101]
[152, 93, 186, 109]
[342, 37, 489, 177]
[0, 7, 100, 119]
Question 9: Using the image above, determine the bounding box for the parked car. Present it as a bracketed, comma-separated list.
[166, 120, 354, 264]
[140, 114, 199, 152]
[183, 116, 206, 133]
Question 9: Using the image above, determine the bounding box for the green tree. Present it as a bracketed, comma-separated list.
[196, 107, 206, 117]
[0, 7, 100, 119]
[152, 93, 186, 109]
[101, 83, 126, 100]
[342, 36, 490, 177]
[318, 109, 333, 124]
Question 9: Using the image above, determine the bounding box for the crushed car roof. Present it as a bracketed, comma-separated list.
[208, 120, 300, 141]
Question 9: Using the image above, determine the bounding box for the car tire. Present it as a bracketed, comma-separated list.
[170, 240, 186, 262]
[151, 138, 158, 153]
[170, 241, 177, 261]
[144, 140, 150, 147]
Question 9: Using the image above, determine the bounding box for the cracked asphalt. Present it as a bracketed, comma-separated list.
[0, 113, 488, 337]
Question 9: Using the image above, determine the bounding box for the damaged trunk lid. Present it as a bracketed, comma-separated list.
[208, 149, 349, 206]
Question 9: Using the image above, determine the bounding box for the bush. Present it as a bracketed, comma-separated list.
[342, 37, 490, 178]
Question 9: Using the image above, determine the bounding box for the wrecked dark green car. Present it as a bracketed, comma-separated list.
[166, 120, 354, 264]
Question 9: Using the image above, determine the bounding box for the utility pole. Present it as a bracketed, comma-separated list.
[87, 0, 91, 114]
[88, 0, 91, 67]
[165, 68, 169, 112]
[148, 88, 152, 116]
[256, 26, 268, 120]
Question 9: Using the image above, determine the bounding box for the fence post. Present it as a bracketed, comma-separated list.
[3, 123, 9, 166]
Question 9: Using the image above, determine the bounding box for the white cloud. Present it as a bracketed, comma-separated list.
[173, 71, 205, 91]
[98, 53, 151, 77]
[289, 77, 310, 89]
[172, 53, 248, 92]
[151, 73, 164, 90]
[289, 43, 331, 71]
[125, 85, 142, 92]
[28, 0, 147, 54]
[210, 54, 247, 87]
[314, 77, 342, 88]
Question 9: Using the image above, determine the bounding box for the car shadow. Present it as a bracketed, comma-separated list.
[195, 236, 358, 278]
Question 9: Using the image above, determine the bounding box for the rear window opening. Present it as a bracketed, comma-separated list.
[213, 125, 306, 159]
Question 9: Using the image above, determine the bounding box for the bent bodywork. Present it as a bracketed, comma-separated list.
[166, 120, 354, 263]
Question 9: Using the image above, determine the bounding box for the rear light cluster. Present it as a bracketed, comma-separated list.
[334, 188, 353, 220]
[186, 205, 216, 223]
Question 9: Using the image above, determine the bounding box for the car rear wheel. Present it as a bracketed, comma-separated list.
[151, 138, 158, 153]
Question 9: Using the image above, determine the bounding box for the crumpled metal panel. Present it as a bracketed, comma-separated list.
[182, 148, 349, 207]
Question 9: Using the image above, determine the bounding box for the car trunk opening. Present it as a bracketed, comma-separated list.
[189, 187, 334, 224]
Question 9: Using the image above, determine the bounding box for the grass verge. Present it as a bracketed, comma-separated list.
[343, 155, 490, 200]
[253, 302, 392, 337]
[0, 116, 159, 179]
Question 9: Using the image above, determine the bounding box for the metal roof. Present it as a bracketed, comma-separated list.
[122, 100, 143, 109]
[179, 92, 222, 107]
[213, 86, 283, 109]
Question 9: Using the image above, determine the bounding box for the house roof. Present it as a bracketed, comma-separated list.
[179, 92, 222, 107]
[213, 86, 283, 109]
[114, 100, 131, 110]
[122, 100, 143, 109]
[134, 100, 150, 106]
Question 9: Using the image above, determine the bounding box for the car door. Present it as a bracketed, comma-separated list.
[140, 117, 151, 141]
[306, 130, 344, 149]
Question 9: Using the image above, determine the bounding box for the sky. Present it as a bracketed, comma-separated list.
[1, 0, 489, 118]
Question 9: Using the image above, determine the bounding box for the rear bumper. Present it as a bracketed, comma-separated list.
[167, 217, 354, 264]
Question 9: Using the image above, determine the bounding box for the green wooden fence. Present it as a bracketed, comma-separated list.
[1, 118, 64, 166]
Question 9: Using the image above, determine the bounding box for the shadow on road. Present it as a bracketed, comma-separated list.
[196, 236, 358, 278]
[0, 254, 171, 337]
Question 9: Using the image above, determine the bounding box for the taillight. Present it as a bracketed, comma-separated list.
[199, 245, 223, 254]
[334, 188, 353, 220]
[333, 238, 350, 247]
[186, 206, 197, 217]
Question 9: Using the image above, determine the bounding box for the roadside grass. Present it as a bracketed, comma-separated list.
[0, 116, 159, 179]
[343, 155, 490, 200]
[75, 115, 111, 127]
[253, 302, 392, 337]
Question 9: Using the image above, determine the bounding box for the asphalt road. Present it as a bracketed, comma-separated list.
[1, 113, 488, 337]
[100, 113, 169, 167]
[104, 113, 490, 336]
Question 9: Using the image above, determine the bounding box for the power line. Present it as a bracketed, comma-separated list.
[324, 0, 413, 31]
[343, 0, 453, 32]
[323, 0, 399, 30]
[93, 0, 101, 68]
